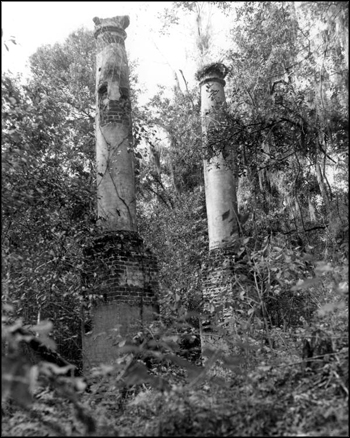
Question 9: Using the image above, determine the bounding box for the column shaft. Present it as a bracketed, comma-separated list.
[94, 16, 136, 231]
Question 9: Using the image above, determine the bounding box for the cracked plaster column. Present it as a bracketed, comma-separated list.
[197, 63, 238, 250]
[93, 16, 136, 231]
[81, 16, 159, 371]
[197, 64, 240, 371]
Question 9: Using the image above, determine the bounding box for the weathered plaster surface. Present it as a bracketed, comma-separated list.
[198, 64, 240, 372]
[94, 15, 136, 231]
[82, 17, 159, 372]
[198, 63, 238, 250]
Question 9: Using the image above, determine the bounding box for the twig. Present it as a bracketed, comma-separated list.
[332, 370, 349, 397]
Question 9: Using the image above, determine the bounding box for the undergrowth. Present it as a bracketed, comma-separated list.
[2, 253, 348, 437]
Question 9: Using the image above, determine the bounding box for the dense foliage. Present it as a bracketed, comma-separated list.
[2, 2, 348, 436]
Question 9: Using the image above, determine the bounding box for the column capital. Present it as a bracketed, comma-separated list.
[93, 16, 130, 40]
[196, 62, 228, 87]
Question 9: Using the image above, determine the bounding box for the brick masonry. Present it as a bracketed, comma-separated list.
[95, 31, 126, 50]
[95, 20, 131, 127]
[200, 244, 318, 362]
[201, 246, 238, 309]
[200, 246, 240, 357]
[82, 231, 158, 370]
[98, 90, 131, 127]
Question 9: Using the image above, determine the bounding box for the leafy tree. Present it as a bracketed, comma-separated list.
[135, 80, 206, 324]
[221, 1, 348, 250]
[2, 70, 96, 370]
[2, 29, 101, 369]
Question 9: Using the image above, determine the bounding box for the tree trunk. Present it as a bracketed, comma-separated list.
[315, 160, 331, 216]
[94, 16, 136, 231]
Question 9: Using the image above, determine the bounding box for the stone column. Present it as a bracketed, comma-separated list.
[93, 16, 136, 231]
[197, 64, 239, 370]
[81, 17, 158, 371]
[196, 63, 238, 250]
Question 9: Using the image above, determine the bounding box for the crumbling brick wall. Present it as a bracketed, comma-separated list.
[82, 231, 158, 370]
[98, 83, 130, 126]
[201, 246, 238, 355]
[201, 244, 318, 358]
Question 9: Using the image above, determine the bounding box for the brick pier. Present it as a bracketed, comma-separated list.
[82, 231, 158, 370]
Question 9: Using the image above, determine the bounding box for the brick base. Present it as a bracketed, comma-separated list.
[200, 246, 239, 362]
[201, 246, 237, 320]
[82, 230, 158, 370]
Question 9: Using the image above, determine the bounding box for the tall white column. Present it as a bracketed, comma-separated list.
[94, 16, 136, 231]
[197, 63, 238, 250]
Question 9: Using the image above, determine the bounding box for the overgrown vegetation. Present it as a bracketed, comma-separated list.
[2, 1, 348, 436]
